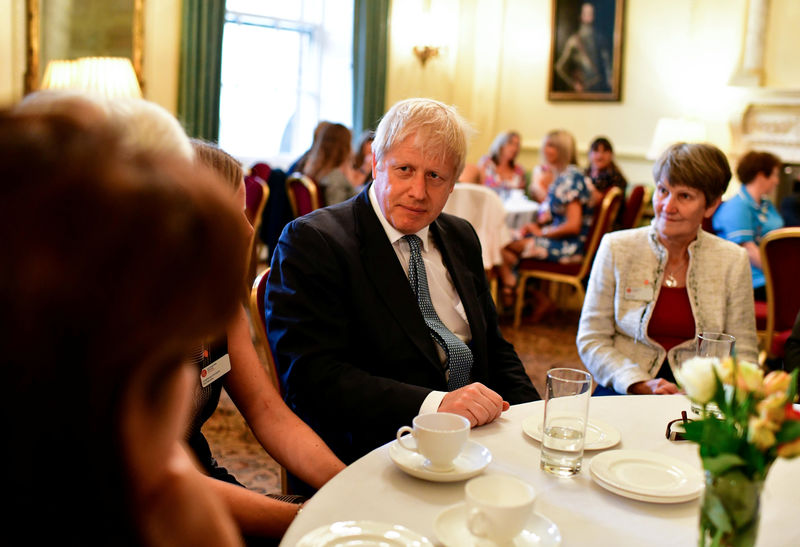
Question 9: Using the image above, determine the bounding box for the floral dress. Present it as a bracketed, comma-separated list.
[523, 165, 593, 261]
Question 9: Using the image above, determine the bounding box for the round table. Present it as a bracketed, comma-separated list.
[503, 196, 539, 230]
[281, 395, 800, 546]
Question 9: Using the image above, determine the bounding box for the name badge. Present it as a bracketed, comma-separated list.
[200, 354, 231, 388]
[623, 285, 654, 301]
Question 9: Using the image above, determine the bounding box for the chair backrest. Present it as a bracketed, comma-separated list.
[286, 172, 321, 218]
[248, 267, 281, 392]
[576, 186, 623, 280]
[442, 183, 512, 269]
[250, 162, 271, 182]
[760, 227, 800, 357]
[620, 185, 646, 230]
[244, 174, 269, 228]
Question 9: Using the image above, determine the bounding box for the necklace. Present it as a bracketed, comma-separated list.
[665, 272, 679, 288]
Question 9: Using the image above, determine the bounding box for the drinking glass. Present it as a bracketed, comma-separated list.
[687, 332, 735, 415]
[540, 368, 592, 477]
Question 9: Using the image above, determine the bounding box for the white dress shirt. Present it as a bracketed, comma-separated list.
[368, 185, 472, 413]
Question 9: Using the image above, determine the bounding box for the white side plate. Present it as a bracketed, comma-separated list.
[297, 520, 434, 546]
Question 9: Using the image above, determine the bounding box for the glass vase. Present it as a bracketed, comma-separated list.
[699, 469, 763, 547]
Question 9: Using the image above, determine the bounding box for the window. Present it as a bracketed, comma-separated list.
[218, 0, 353, 169]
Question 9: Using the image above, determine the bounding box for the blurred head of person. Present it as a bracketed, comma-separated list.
[651, 142, 730, 242]
[0, 111, 248, 544]
[588, 136, 617, 174]
[352, 129, 376, 174]
[541, 129, 576, 170]
[736, 150, 782, 194]
[489, 131, 521, 167]
[304, 123, 352, 181]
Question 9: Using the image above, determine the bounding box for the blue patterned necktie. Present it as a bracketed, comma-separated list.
[403, 234, 473, 390]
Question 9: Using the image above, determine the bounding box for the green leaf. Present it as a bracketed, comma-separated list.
[776, 419, 800, 444]
[702, 488, 733, 535]
[787, 369, 799, 404]
[703, 453, 746, 474]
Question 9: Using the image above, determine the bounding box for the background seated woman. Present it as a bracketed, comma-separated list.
[577, 142, 759, 396]
[500, 129, 593, 314]
[478, 130, 526, 193]
[303, 123, 358, 206]
[585, 136, 628, 226]
[713, 150, 784, 301]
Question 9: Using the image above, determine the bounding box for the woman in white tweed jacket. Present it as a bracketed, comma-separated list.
[577, 143, 758, 395]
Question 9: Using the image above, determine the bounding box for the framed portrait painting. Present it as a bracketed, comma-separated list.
[548, 0, 624, 101]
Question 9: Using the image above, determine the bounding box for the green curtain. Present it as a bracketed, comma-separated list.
[352, 0, 390, 135]
[177, 0, 226, 141]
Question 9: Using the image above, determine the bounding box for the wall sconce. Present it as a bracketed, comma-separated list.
[41, 57, 142, 99]
[413, 45, 440, 67]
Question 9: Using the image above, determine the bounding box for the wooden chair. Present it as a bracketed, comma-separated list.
[758, 227, 800, 365]
[286, 172, 321, 218]
[620, 185, 647, 230]
[247, 267, 289, 493]
[513, 186, 623, 328]
[244, 173, 269, 283]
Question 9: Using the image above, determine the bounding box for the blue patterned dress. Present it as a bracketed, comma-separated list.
[524, 165, 593, 261]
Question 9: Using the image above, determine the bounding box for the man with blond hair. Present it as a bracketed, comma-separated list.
[267, 98, 539, 463]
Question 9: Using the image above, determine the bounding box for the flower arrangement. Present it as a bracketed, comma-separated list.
[675, 357, 800, 547]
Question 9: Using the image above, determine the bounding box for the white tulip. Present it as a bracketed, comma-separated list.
[676, 357, 718, 405]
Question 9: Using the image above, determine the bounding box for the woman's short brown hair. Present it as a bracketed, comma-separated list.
[652, 142, 731, 205]
[736, 150, 782, 185]
[191, 139, 244, 193]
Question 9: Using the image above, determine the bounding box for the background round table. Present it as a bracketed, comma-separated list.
[281, 395, 800, 546]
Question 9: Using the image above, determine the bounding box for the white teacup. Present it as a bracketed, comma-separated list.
[396, 412, 470, 472]
[465, 474, 536, 542]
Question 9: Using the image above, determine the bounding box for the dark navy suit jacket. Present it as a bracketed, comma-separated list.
[266, 185, 539, 463]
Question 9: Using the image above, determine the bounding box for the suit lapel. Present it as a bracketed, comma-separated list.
[353, 191, 443, 373]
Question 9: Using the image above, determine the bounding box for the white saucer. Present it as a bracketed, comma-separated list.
[434, 503, 562, 546]
[296, 520, 434, 546]
[521, 411, 621, 450]
[389, 439, 492, 482]
[589, 449, 703, 503]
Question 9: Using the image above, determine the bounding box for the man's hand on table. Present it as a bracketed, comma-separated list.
[628, 378, 679, 395]
[438, 382, 510, 427]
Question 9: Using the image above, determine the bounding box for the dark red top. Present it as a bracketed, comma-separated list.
[648, 286, 695, 381]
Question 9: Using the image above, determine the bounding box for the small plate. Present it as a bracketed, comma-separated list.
[521, 411, 621, 450]
[589, 449, 703, 503]
[389, 439, 492, 482]
[296, 520, 434, 546]
[434, 503, 562, 546]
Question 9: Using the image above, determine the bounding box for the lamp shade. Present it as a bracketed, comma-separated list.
[646, 118, 707, 160]
[41, 57, 142, 99]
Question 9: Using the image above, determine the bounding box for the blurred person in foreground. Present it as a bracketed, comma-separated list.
[266, 98, 539, 464]
[1, 110, 246, 545]
[190, 140, 345, 537]
[713, 150, 785, 301]
[577, 143, 758, 395]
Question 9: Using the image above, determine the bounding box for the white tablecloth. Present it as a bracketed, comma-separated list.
[503, 196, 539, 230]
[281, 395, 800, 546]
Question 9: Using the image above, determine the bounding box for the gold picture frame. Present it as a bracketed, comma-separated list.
[24, 0, 145, 94]
[548, 0, 624, 101]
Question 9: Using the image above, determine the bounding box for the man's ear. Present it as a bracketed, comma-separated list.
[371, 154, 378, 180]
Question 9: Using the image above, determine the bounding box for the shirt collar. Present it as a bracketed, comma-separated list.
[368, 183, 431, 251]
[739, 186, 768, 213]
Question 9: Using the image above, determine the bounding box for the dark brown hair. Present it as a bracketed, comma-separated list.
[0, 111, 248, 544]
[736, 150, 781, 185]
[304, 123, 352, 181]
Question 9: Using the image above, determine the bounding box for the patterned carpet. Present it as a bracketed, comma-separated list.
[202, 307, 585, 494]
